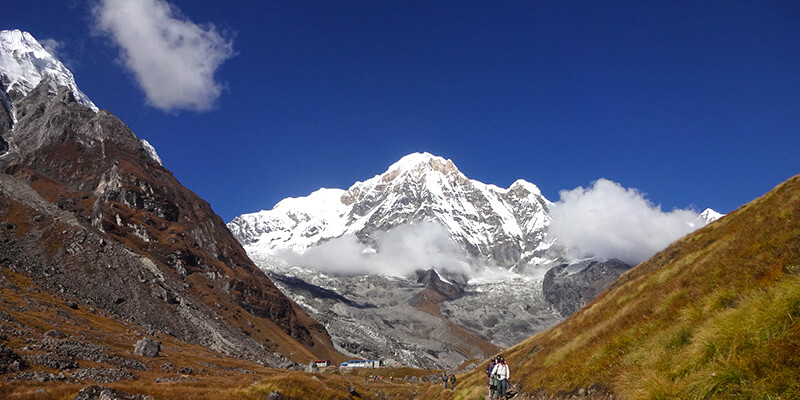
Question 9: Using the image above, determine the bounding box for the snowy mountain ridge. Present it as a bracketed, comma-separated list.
[229, 152, 560, 276]
[0, 29, 98, 123]
[229, 152, 726, 279]
[0, 30, 164, 166]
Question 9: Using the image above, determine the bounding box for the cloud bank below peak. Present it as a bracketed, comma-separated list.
[549, 178, 709, 266]
[92, 0, 234, 112]
[278, 222, 474, 279]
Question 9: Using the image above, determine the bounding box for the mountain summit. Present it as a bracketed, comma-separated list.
[0, 29, 97, 119]
[229, 152, 558, 276]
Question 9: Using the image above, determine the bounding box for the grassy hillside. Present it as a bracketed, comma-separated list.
[456, 174, 800, 399]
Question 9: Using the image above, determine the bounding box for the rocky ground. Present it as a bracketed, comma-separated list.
[0, 265, 297, 399]
[253, 255, 565, 369]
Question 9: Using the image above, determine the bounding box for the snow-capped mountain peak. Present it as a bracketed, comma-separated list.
[510, 179, 543, 197]
[385, 152, 460, 175]
[699, 208, 724, 224]
[228, 152, 558, 275]
[0, 29, 98, 120]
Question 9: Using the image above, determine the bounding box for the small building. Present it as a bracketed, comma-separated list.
[314, 360, 331, 368]
[339, 359, 383, 368]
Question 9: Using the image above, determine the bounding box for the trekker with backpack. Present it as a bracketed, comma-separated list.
[449, 374, 457, 389]
[486, 357, 498, 398]
[491, 356, 510, 399]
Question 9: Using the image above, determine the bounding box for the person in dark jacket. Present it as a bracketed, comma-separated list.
[486, 357, 498, 398]
[449, 374, 457, 389]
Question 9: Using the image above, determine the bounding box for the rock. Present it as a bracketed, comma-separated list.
[72, 368, 137, 383]
[133, 337, 160, 357]
[0, 312, 18, 324]
[6, 371, 70, 382]
[415, 269, 464, 300]
[155, 376, 198, 383]
[177, 367, 193, 375]
[543, 259, 632, 317]
[45, 329, 68, 338]
[27, 352, 79, 370]
[49, 340, 146, 371]
[72, 385, 152, 400]
[266, 391, 286, 400]
[0, 345, 26, 373]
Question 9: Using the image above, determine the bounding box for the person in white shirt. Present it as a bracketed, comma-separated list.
[490, 355, 510, 398]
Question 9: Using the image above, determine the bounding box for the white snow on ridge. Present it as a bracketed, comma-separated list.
[139, 139, 162, 166]
[0, 29, 98, 117]
[230, 187, 351, 254]
[699, 208, 724, 224]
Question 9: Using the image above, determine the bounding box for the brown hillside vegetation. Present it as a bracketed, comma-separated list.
[455, 174, 800, 400]
[0, 269, 449, 399]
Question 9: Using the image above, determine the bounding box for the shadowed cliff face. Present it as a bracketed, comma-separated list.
[0, 81, 340, 364]
[543, 259, 632, 317]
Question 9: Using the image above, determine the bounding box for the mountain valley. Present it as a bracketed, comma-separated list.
[227, 152, 721, 368]
[2, 27, 787, 400]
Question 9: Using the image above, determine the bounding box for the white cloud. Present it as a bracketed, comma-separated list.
[39, 38, 64, 59]
[92, 0, 234, 111]
[549, 179, 706, 266]
[280, 222, 474, 278]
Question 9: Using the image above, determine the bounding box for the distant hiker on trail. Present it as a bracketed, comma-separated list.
[486, 357, 498, 399]
[442, 372, 448, 388]
[491, 356, 510, 399]
[449, 374, 456, 389]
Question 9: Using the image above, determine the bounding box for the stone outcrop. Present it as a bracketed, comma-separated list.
[0, 345, 25, 373]
[73, 385, 152, 400]
[71, 368, 137, 384]
[133, 338, 160, 358]
[542, 259, 632, 317]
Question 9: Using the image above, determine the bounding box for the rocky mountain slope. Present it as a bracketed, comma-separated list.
[0, 29, 340, 367]
[456, 174, 800, 399]
[542, 258, 632, 317]
[251, 255, 564, 368]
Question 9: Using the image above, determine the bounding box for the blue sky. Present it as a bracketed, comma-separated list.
[4, 1, 799, 221]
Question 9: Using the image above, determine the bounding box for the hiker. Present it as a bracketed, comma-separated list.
[491, 356, 510, 399]
[449, 374, 456, 389]
[442, 372, 448, 388]
[486, 357, 498, 399]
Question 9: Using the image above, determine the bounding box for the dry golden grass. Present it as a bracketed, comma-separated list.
[453, 174, 800, 399]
